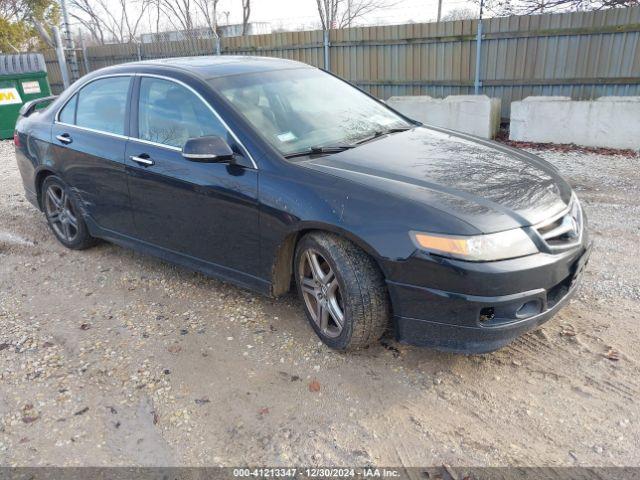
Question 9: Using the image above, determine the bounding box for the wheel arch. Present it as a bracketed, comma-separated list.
[269, 222, 387, 297]
[34, 167, 58, 210]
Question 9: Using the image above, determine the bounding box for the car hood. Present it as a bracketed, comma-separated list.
[302, 126, 573, 233]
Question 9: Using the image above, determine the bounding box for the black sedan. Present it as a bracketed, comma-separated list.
[14, 56, 591, 353]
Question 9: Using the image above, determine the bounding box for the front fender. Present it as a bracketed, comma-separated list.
[258, 164, 470, 289]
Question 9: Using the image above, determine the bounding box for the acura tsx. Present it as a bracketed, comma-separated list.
[14, 56, 591, 352]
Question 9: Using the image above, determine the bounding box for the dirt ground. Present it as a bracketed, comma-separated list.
[1, 139, 639, 467]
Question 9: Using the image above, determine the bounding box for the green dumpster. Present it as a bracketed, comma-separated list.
[0, 53, 51, 139]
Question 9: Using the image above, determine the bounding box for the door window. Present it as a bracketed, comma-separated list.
[137, 77, 228, 149]
[75, 76, 131, 135]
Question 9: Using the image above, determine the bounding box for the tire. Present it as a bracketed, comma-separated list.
[294, 231, 389, 350]
[41, 175, 96, 250]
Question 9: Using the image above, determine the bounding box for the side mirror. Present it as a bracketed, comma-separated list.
[182, 136, 235, 163]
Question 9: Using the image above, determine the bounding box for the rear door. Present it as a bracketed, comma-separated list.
[124, 75, 260, 280]
[51, 75, 135, 235]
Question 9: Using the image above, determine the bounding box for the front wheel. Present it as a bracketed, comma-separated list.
[294, 232, 389, 350]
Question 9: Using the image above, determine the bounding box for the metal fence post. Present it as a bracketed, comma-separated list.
[323, 29, 330, 71]
[53, 26, 70, 90]
[474, 20, 483, 94]
[474, 0, 485, 95]
[213, 30, 221, 55]
[80, 31, 90, 74]
[136, 41, 142, 61]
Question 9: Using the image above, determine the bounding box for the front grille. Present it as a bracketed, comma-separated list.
[534, 196, 583, 252]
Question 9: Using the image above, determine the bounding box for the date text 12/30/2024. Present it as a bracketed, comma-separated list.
[232, 468, 401, 478]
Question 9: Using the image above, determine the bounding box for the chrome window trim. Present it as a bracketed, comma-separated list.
[53, 72, 258, 169]
[127, 136, 182, 152]
[54, 73, 133, 125]
[136, 73, 258, 169]
[54, 121, 129, 140]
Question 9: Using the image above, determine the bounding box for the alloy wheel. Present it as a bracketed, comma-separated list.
[44, 184, 79, 243]
[299, 249, 345, 338]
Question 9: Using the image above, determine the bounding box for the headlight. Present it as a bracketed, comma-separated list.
[411, 228, 538, 261]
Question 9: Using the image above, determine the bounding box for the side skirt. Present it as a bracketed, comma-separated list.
[85, 217, 272, 296]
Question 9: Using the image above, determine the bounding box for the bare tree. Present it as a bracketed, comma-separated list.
[71, 0, 223, 45]
[315, 0, 395, 30]
[241, 0, 251, 35]
[158, 0, 196, 33]
[480, 0, 639, 16]
[441, 7, 478, 20]
[69, 0, 104, 44]
[194, 0, 220, 35]
[69, 0, 151, 43]
[316, 0, 338, 29]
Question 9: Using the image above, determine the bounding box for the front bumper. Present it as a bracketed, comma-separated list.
[386, 242, 592, 353]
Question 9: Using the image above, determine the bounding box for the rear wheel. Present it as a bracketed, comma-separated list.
[42, 176, 96, 250]
[294, 232, 389, 350]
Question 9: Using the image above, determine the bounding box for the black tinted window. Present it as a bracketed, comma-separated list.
[138, 77, 227, 148]
[76, 77, 130, 135]
[58, 94, 77, 124]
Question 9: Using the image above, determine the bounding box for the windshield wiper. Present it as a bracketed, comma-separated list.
[354, 127, 412, 145]
[284, 145, 355, 159]
[283, 127, 411, 159]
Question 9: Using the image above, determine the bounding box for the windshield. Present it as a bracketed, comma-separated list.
[209, 68, 411, 156]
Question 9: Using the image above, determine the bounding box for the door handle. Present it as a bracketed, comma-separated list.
[130, 155, 155, 167]
[56, 133, 72, 144]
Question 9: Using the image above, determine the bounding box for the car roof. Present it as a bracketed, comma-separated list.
[111, 55, 311, 80]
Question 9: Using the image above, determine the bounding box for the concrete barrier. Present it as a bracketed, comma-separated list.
[510, 96, 640, 150]
[387, 95, 502, 139]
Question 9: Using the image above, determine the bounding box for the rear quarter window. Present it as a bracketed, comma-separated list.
[58, 94, 77, 124]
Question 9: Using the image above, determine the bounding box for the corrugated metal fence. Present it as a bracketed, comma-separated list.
[43, 6, 640, 118]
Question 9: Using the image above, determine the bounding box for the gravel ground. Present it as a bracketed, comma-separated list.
[1, 139, 639, 467]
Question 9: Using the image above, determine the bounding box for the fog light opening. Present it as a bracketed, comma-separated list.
[479, 307, 495, 322]
[516, 300, 542, 319]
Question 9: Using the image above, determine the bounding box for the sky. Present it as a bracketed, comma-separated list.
[212, 0, 479, 30]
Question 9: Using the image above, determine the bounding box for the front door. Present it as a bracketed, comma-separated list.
[125, 75, 261, 282]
